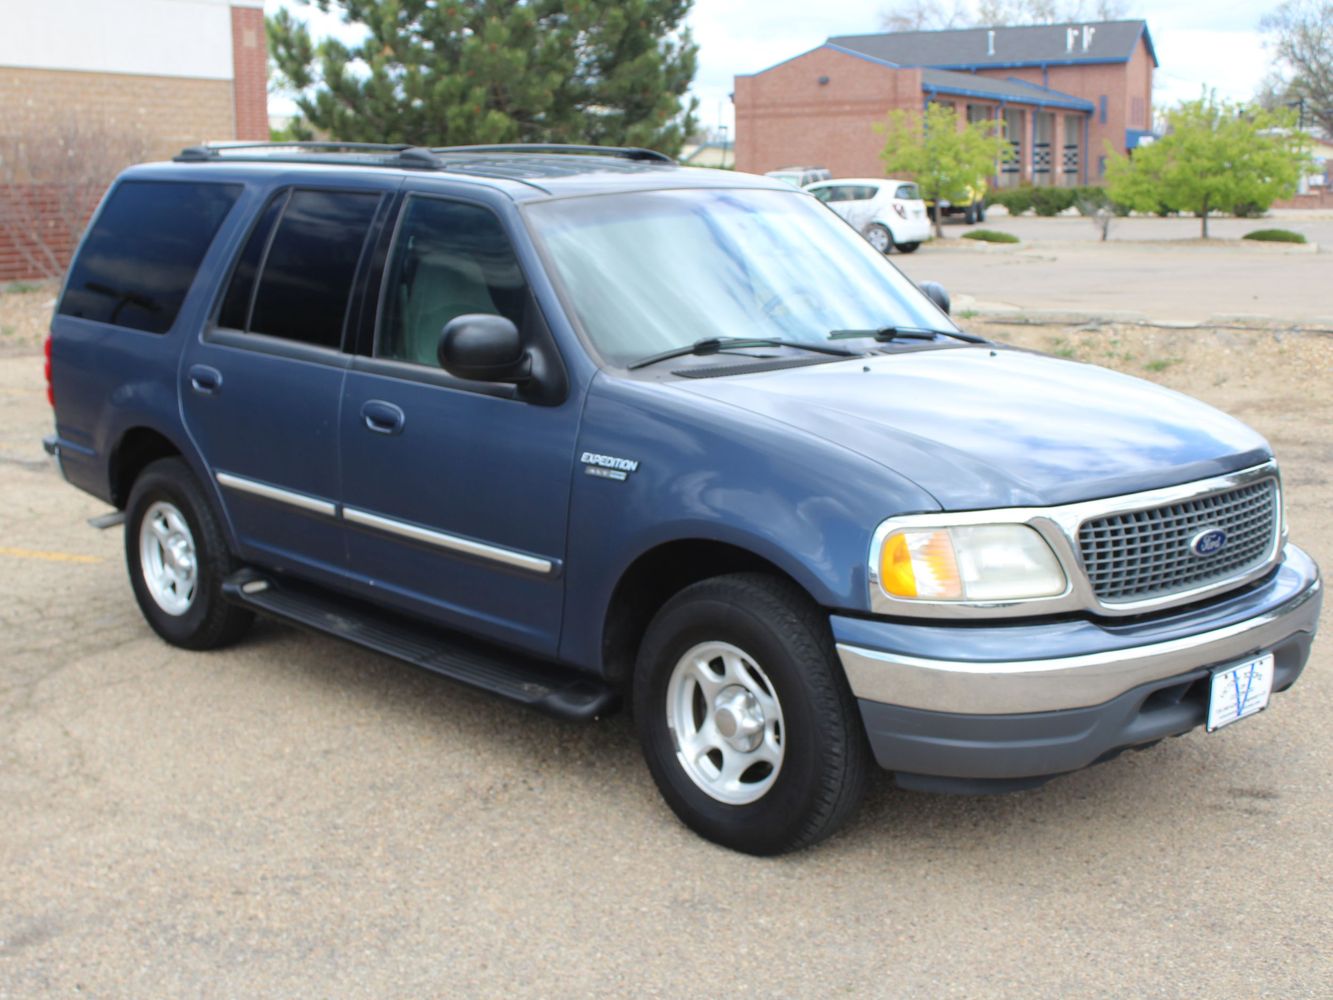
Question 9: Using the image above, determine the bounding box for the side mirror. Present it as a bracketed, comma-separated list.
[437, 314, 531, 383]
[919, 280, 951, 315]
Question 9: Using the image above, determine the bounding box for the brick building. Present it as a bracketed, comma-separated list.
[0, 0, 268, 281]
[734, 20, 1156, 187]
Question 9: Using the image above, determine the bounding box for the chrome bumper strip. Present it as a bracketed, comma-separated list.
[838, 572, 1321, 715]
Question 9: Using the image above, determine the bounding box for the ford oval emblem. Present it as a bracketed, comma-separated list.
[1190, 528, 1228, 557]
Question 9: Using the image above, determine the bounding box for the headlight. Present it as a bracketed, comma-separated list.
[877, 524, 1067, 602]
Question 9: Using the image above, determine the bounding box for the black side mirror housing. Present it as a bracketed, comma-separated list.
[919, 280, 951, 315]
[438, 314, 531, 383]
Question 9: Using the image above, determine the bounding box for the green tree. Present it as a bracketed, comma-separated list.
[1106, 94, 1310, 238]
[878, 103, 1012, 237]
[268, 0, 698, 155]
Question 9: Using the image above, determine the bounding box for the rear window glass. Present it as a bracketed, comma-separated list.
[246, 190, 381, 348]
[58, 180, 240, 333]
[895, 183, 920, 200]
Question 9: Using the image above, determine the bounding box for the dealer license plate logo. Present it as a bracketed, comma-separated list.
[1207, 653, 1275, 732]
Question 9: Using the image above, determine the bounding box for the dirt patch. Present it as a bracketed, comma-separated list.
[0, 283, 59, 355]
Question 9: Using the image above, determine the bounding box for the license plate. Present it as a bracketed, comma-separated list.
[1207, 653, 1274, 731]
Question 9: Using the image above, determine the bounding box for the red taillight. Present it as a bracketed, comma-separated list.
[44, 335, 54, 407]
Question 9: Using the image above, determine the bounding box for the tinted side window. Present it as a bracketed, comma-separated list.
[59, 180, 240, 333]
[809, 187, 834, 204]
[377, 198, 528, 367]
[217, 191, 287, 331]
[895, 183, 920, 200]
[248, 190, 380, 348]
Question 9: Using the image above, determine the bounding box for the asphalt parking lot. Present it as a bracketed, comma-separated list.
[2, 259, 1330, 996]
[893, 212, 1333, 326]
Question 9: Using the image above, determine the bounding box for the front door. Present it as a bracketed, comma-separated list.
[338, 193, 579, 655]
[182, 186, 386, 580]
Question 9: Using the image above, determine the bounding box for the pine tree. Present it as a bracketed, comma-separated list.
[268, 0, 698, 154]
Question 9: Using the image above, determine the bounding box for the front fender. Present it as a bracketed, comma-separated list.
[557, 373, 938, 672]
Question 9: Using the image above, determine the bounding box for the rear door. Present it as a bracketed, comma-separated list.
[337, 190, 579, 655]
[180, 183, 390, 582]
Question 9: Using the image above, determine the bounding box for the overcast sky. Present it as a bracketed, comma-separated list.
[272, 1, 1281, 133]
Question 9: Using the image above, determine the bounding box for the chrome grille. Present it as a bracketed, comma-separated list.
[1078, 479, 1278, 603]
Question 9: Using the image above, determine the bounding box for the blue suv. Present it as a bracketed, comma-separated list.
[46, 143, 1321, 854]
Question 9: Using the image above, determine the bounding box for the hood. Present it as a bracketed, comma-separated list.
[672, 346, 1271, 509]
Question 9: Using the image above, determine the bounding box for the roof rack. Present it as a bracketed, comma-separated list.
[174, 140, 674, 168]
[174, 141, 441, 169]
[433, 143, 675, 164]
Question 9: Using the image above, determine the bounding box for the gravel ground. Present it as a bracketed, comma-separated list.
[1, 283, 1329, 997]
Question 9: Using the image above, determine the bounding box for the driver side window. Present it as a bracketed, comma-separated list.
[378, 197, 528, 367]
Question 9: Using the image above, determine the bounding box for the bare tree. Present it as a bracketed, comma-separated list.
[880, 0, 972, 31]
[1260, 0, 1333, 136]
[0, 117, 150, 279]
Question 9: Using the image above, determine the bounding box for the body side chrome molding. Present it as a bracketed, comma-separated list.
[216, 471, 338, 517]
[342, 506, 554, 575]
[840, 562, 1320, 715]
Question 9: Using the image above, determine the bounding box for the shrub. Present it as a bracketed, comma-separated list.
[962, 229, 1020, 243]
[1242, 228, 1307, 243]
[987, 187, 1033, 215]
[1072, 185, 1112, 214]
[1030, 187, 1077, 216]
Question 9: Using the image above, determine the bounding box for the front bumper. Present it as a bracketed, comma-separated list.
[833, 544, 1321, 790]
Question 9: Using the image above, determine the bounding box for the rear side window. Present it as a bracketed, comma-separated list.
[895, 183, 920, 200]
[219, 189, 381, 348]
[59, 180, 240, 333]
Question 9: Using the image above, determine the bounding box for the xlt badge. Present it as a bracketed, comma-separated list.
[581, 452, 639, 482]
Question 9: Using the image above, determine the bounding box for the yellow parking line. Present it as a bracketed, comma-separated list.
[0, 546, 103, 564]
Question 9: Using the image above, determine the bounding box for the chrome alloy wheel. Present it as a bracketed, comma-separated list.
[865, 225, 892, 253]
[666, 641, 785, 805]
[138, 500, 198, 616]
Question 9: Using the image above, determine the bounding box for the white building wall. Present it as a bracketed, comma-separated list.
[0, 0, 264, 81]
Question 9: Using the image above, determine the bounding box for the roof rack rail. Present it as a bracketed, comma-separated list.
[174, 142, 443, 169]
[434, 143, 675, 164]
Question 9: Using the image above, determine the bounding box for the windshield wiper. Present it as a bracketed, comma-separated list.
[828, 326, 989, 345]
[627, 337, 859, 371]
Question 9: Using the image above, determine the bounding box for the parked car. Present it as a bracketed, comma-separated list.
[805, 178, 932, 253]
[925, 182, 988, 224]
[764, 165, 831, 187]
[46, 144, 1321, 856]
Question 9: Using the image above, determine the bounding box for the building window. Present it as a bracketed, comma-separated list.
[1063, 113, 1082, 186]
[1099, 96, 1108, 125]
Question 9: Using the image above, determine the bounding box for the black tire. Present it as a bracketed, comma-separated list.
[894, 241, 920, 253]
[633, 573, 871, 855]
[976, 201, 986, 223]
[963, 204, 977, 225]
[124, 457, 252, 650]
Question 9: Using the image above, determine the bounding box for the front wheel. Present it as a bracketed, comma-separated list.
[633, 573, 871, 855]
[864, 223, 893, 254]
[894, 241, 920, 253]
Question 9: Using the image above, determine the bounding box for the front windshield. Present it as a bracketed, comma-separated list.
[525, 187, 956, 368]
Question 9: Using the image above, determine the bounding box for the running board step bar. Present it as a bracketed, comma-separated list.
[221, 569, 617, 721]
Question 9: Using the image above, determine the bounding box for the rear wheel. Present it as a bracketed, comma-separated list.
[894, 241, 920, 253]
[963, 203, 977, 225]
[633, 573, 871, 855]
[125, 457, 252, 650]
[864, 223, 893, 254]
